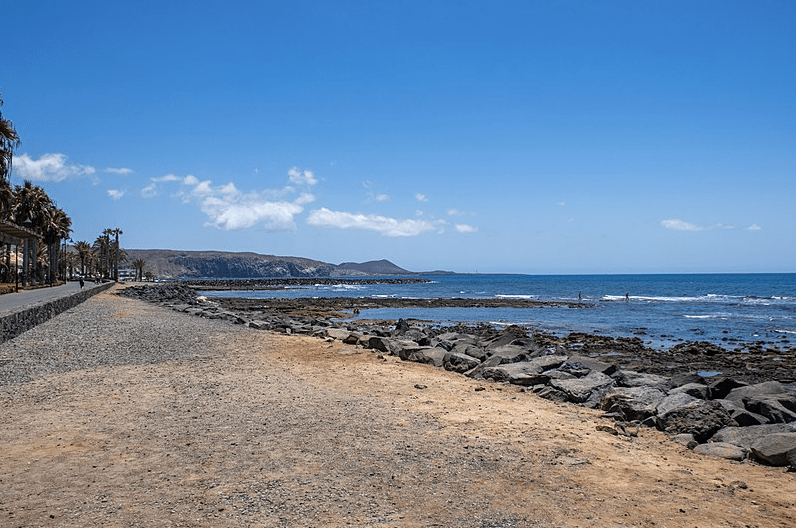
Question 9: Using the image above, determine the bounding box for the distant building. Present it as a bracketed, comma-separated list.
[118, 268, 136, 281]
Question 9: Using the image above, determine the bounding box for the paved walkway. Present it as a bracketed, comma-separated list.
[0, 281, 108, 316]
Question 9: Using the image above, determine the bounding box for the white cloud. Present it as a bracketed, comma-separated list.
[141, 183, 157, 198]
[288, 167, 317, 186]
[141, 167, 317, 231]
[201, 196, 303, 231]
[747, 223, 763, 231]
[557, 201, 566, 207]
[105, 167, 133, 175]
[307, 208, 438, 237]
[183, 178, 305, 231]
[455, 223, 477, 233]
[415, 193, 427, 202]
[141, 174, 186, 198]
[154, 174, 182, 183]
[295, 193, 315, 206]
[14, 153, 95, 182]
[661, 219, 737, 232]
[447, 208, 477, 217]
[661, 219, 702, 232]
[375, 193, 390, 202]
[107, 189, 126, 200]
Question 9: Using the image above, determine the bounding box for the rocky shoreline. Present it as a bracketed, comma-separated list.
[119, 283, 796, 470]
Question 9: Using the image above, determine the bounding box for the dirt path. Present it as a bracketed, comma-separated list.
[1, 290, 794, 527]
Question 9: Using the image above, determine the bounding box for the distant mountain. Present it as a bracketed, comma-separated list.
[123, 249, 414, 279]
[336, 259, 411, 275]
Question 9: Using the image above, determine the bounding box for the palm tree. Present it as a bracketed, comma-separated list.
[131, 258, 146, 282]
[109, 228, 122, 281]
[0, 93, 20, 181]
[41, 206, 72, 282]
[12, 180, 50, 285]
[93, 233, 110, 279]
[0, 177, 13, 220]
[0, 177, 15, 283]
[74, 241, 91, 276]
[62, 247, 76, 279]
[93, 231, 124, 280]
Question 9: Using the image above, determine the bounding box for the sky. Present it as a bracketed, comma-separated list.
[3, 0, 794, 274]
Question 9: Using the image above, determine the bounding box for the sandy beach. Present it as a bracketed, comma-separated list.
[1, 286, 794, 527]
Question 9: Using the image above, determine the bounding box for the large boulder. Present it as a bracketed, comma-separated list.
[656, 399, 735, 443]
[693, 442, 749, 461]
[669, 383, 711, 400]
[749, 433, 796, 466]
[433, 332, 465, 351]
[480, 355, 567, 386]
[533, 385, 569, 403]
[453, 342, 487, 361]
[601, 386, 667, 422]
[714, 399, 768, 427]
[468, 349, 564, 379]
[483, 327, 530, 350]
[711, 423, 796, 449]
[550, 371, 615, 406]
[397, 344, 432, 361]
[558, 355, 618, 377]
[325, 327, 354, 341]
[366, 336, 393, 353]
[442, 351, 481, 373]
[725, 381, 796, 424]
[706, 377, 747, 400]
[484, 344, 532, 363]
[401, 347, 448, 367]
[613, 370, 671, 390]
[656, 393, 699, 417]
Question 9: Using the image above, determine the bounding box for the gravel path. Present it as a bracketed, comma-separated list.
[0, 287, 234, 386]
[1, 287, 794, 527]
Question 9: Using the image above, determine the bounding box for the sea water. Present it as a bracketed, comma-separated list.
[199, 273, 796, 350]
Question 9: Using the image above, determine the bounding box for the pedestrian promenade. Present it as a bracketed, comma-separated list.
[0, 281, 106, 316]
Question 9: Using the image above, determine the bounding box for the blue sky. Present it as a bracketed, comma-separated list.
[3, 0, 794, 273]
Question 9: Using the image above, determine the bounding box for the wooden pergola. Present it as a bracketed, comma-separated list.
[0, 219, 41, 291]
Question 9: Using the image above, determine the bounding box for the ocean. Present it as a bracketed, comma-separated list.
[199, 273, 796, 351]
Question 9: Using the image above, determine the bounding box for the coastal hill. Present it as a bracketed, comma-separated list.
[124, 249, 417, 279]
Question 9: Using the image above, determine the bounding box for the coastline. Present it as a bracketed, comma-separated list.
[1, 285, 794, 527]
[208, 293, 795, 385]
[118, 283, 796, 466]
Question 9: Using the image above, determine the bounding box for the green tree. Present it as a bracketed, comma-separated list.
[41, 206, 72, 282]
[0, 93, 20, 181]
[93, 234, 108, 279]
[131, 258, 146, 282]
[0, 177, 14, 220]
[74, 241, 91, 276]
[0, 177, 15, 283]
[109, 228, 123, 281]
[13, 180, 50, 285]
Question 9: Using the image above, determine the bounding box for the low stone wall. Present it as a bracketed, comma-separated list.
[0, 282, 115, 344]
